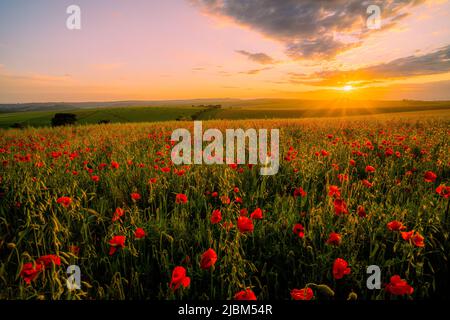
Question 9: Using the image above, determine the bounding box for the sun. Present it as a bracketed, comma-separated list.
[343, 85, 353, 92]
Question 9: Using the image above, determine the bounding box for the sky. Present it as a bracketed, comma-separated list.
[0, 0, 449, 103]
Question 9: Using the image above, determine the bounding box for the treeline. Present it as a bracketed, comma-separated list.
[11, 113, 112, 129]
[180, 104, 221, 121]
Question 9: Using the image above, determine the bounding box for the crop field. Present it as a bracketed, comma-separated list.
[0, 106, 206, 128]
[197, 100, 450, 120]
[1, 100, 449, 128]
[0, 112, 449, 300]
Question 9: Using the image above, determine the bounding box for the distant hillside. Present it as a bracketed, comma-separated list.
[0, 99, 449, 128]
[2, 98, 450, 113]
[0, 99, 240, 113]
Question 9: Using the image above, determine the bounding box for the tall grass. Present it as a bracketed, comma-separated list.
[0, 117, 449, 300]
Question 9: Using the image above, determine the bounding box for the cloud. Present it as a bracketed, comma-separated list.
[285, 36, 362, 60]
[191, 0, 425, 59]
[236, 50, 276, 64]
[294, 44, 450, 86]
[0, 71, 72, 83]
[240, 67, 271, 75]
[217, 70, 231, 76]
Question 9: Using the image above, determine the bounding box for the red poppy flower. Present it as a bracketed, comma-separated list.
[293, 187, 307, 197]
[332, 258, 351, 280]
[210, 209, 222, 224]
[234, 289, 257, 300]
[385, 275, 414, 296]
[240, 208, 248, 216]
[385, 148, 394, 157]
[365, 165, 376, 173]
[326, 232, 342, 246]
[134, 227, 146, 239]
[338, 174, 348, 182]
[20, 262, 43, 284]
[36, 255, 61, 268]
[69, 245, 80, 256]
[91, 175, 100, 182]
[222, 221, 233, 231]
[109, 235, 126, 255]
[211, 192, 218, 197]
[333, 199, 348, 215]
[170, 266, 190, 290]
[111, 161, 119, 169]
[424, 171, 437, 183]
[362, 179, 373, 188]
[411, 232, 425, 247]
[401, 230, 414, 241]
[349, 159, 356, 166]
[387, 220, 406, 231]
[436, 185, 450, 198]
[175, 169, 186, 176]
[56, 196, 72, 208]
[250, 208, 263, 220]
[176, 193, 188, 204]
[237, 216, 254, 233]
[112, 207, 125, 222]
[131, 193, 141, 201]
[200, 248, 217, 269]
[290, 288, 314, 300]
[328, 185, 341, 198]
[220, 195, 230, 204]
[357, 206, 366, 218]
[293, 223, 305, 238]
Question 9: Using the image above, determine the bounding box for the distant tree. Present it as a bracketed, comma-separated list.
[98, 120, 111, 124]
[51, 113, 77, 127]
[11, 123, 24, 129]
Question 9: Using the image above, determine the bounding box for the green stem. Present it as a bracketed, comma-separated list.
[445, 199, 449, 225]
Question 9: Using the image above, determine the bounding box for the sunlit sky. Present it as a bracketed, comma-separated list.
[0, 0, 449, 103]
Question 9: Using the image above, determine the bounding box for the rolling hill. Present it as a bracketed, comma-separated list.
[1, 99, 449, 128]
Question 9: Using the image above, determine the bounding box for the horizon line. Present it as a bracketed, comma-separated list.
[2, 97, 450, 105]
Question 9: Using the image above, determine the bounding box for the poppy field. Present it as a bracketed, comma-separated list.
[0, 114, 449, 300]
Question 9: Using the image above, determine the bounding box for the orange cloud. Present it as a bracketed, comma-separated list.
[290, 45, 450, 87]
